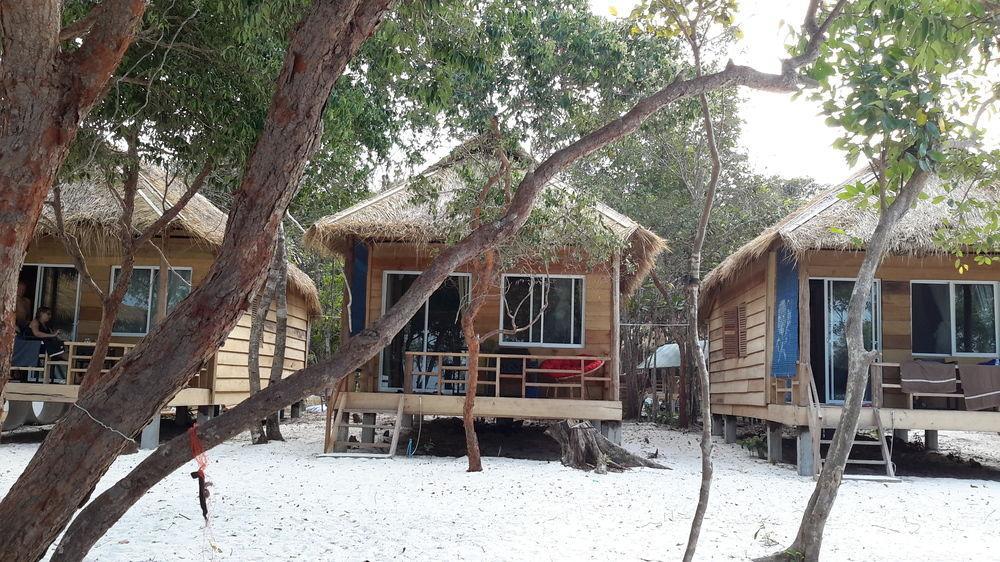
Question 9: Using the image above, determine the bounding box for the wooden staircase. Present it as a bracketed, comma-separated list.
[321, 379, 405, 458]
[806, 367, 896, 480]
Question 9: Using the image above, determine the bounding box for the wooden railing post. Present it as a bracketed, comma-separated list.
[403, 353, 413, 395]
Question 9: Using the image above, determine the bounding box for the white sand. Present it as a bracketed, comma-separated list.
[2, 417, 998, 561]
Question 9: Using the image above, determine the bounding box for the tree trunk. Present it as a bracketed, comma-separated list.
[545, 420, 668, 471]
[677, 332, 691, 428]
[248, 245, 282, 444]
[460, 311, 483, 472]
[0, 3, 393, 559]
[0, 0, 146, 417]
[265, 226, 288, 442]
[775, 170, 931, 562]
[682, 91, 722, 562]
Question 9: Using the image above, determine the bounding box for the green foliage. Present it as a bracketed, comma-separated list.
[805, 0, 997, 223]
[738, 434, 767, 457]
[408, 137, 625, 269]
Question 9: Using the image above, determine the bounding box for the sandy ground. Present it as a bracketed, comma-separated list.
[2, 417, 1000, 561]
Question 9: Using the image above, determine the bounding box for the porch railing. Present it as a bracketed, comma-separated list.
[403, 351, 612, 400]
[871, 361, 967, 410]
[11, 340, 210, 388]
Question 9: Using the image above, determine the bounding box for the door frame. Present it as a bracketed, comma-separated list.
[813, 277, 882, 405]
[378, 270, 472, 393]
[24, 262, 82, 340]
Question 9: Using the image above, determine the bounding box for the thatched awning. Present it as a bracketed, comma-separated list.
[304, 138, 667, 296]
[702, 170, 1000, 303]
[35, 169, 321, 318]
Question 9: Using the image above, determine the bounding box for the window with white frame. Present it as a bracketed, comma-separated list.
[911, 281, 998, 356]
[500, 275, 584, 347]
[111, 266, 192, 335]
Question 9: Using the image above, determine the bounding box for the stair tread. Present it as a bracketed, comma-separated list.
[820, 439, 883, 445]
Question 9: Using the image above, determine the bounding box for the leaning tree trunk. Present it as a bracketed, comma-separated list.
[0, 4, 393, 559]
[0, 0, 146, 419]
[682, 90, 722, 562]
[265, 226, 288, 442]
[777, 170, 931, 562]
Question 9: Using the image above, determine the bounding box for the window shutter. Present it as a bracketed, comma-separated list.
[723, 308, 739, 359]
[737, 304, 748, 358]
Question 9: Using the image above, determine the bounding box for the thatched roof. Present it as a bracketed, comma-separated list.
[36, 169, 321, 318]
[304, 137, 668, 295]
[702, 170, 1000, 303]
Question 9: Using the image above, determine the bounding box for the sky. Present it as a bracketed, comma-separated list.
[591, 0, 849, 184]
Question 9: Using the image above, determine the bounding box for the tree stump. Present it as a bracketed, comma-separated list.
[545, 420, 668, 471]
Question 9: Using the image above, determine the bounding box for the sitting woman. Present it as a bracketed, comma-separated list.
[28, 307, 66, 359]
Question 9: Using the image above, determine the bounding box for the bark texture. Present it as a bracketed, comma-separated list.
[0, 3, 392, 559]
[248, 240, 282, 444]
[775, 170, 931, 562]
[681, 90, 722, 562]
[545, 420, 667, 471]
[0, 0, 146, 421]
[49, 4, 850, 555]
[265, 225, 288, 442]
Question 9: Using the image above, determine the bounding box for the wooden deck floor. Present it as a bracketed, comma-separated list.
[342, 392, 622, 421]
[712, 402, 1000, 432]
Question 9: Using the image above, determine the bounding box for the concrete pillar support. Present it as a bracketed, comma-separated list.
[925, 429, 939, 451]
[893, 429, 909, 443]
[599, 421, 623, 445]
[711, 414, 725, 437]
[196, 405, 214, 425]
[362, 412, 376, 443]
[140, 415, 161, 450]
[767, 422, 783, 464]
[797, 426, 815, 477]
[723, 415, 738, 444]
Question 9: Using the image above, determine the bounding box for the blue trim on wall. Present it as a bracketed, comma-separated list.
[771, 249, 799, 378]
[349, 242, 368, 335]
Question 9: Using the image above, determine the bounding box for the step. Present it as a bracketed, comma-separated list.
[820, 457, 888, 466]
[842, 474, 902, 483]
[820, 439, 884, 446]
[845, 458, 887, 465]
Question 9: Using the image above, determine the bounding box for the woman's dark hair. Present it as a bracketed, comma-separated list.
[34, 306, 52, 319]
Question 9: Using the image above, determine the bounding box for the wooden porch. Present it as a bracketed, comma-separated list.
[7, 340, 215, 407]
[322, 350, 622, 455]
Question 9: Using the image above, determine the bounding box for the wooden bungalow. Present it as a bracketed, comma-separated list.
[701, 172, 1000, 476]
[3, 169, 320, 431]
[304, 140, 665, 451]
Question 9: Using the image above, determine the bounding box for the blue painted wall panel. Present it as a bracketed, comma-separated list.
[349, 242, 368, 335]
[771, 249, 799, 378]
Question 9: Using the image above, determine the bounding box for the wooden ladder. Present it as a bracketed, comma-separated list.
[321, 382, 405, 458]
[818, 407, 897, 480]
[807, 365, 896, 480]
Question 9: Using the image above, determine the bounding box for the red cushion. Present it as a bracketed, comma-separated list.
[539, 357, 605, 379]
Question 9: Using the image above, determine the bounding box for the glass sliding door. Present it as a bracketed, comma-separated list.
[380, 272, 468, 393]
[20, 265, 81, 339]
[823, 279, 879, 404]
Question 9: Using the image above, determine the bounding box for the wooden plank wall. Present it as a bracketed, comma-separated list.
[707, 258, 768, 408]
[360, 242, 615, 394]
[214, 292, 311, 405]
[24, 234, 312, 407]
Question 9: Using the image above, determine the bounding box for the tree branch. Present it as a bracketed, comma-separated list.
[134, 159, 213, 248]
[50, 185, 105, 300]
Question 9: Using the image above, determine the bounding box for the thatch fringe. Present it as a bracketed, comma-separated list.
[304, 137, 668, 296]
[701, 171, 1000, 306]
[36, 168, 321, 318]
